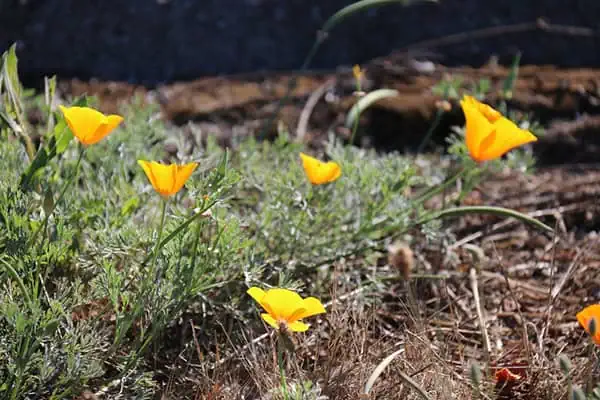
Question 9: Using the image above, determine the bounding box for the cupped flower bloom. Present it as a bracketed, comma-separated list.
[460, 96, 537, 163]
[495, 367, 522, 384]
[138, 160, 198, 197]
[247, 287, 326, 332]
[299, 152, 341, 185]
[59, 105, 123, 146]
[576, 304, 600, 345]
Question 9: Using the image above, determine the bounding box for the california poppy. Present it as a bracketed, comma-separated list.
[247, 287, 325, 332]
[59, 105, 123, 146]
[460, 96, 537, 163]
[576, 304, 600, 345]
[299, 152, 341, 185]
[495, 367, 522, 383]
[138, 160, 198, 197]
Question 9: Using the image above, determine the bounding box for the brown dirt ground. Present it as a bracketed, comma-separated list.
[59, 59, 600, 399]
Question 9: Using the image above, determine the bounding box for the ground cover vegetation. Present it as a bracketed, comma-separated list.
[1, 1, 600, 399]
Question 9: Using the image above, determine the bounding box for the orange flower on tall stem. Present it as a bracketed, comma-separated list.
[59, 105, 123, 146]
[460, 96, 537, 163]
[299, 152, 341, 185]
[138, 160, 198, 197]
[247, 287, 325, 332]
[577, 304, 600, 345]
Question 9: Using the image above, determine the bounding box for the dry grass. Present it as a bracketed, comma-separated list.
[148, 166, 600, 400]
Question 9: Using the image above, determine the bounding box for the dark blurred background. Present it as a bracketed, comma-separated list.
[2, 0, 600, 86]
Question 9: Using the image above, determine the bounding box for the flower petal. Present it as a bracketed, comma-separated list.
[145, 161, 173, 195]
[291, 297, 326, 321]
[138, 160, 159, 192]
[577, 304, 600, 345]
[477, 117, 537, 161]
[59, 105, 106, 145]
[247, 287, 266, 304]
[261, 313, 280, 330]
[247, 287, 269, 312]
[299, 152, 341, 185]
[287, 307, 307, 323]
[172, 162, 198, 194]
[467, 96, 502, 123]
[323, 162, 342, 183]
[137, 161, 196, 197]
[460, 96, 537, 163]
[460, 97, 494, 162]
[287, 321, 310, 332]
[495, 368, 521, 383]
[90, 114, 123, 145]
[261, 288, 304, 321]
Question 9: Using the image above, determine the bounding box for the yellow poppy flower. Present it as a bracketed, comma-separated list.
[138, 160, 198, 197]
[59, 105, 123, 146]
[247, 287, 325, 332]
[460, 96, 537, 163]
[576, 304, 600, 345]
[299, 152, 341, 185]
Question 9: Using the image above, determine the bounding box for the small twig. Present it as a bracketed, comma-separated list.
[189, 319, 204, 364]
[462, 244, 492, 370]
[470, 267, 492, 369]
[363, 347, 433, 400]
[296, 78, 336, 142]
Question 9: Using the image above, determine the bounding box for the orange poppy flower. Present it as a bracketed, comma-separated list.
[576, 304, 600, 345]
[247, 287, 326, 332]
[299, 152, 341, 185]
[495, 367, 522, 383]
[460, 96, 537, 163]
[59, 105, 123, 146]
[138, 160, 198, 197]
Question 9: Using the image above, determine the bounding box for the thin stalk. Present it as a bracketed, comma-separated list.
[188, 217, 204, 273]
[28, 145, 86, 248]
[412, 166, 466, 205]
[417, 107, 444, 153]
[349, 75, 363, 146]
[141, 200, 218, 266]
[277, 338, 289, 400]
[128, 197, 167, 369]
[150, 198, 168, 278]
[121, 195, 167, 371]
[416, 205, 554, 233]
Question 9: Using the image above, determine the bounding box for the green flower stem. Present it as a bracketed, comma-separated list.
[417, 205, 554, 233]
[412, 166, 467, 205]
[150, 198, 168, 277]
[28, 145, 86, 248]
[141, 200, 218, 266]
[188, 215, 204, 274]
[120, 198, 168, 372]
[277, 337, 289, 400]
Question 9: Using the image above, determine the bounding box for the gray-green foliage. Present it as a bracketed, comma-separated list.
[0, 82, 246, 397]
[0, 46, 552, 398]
[234, 133, 418, 278]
